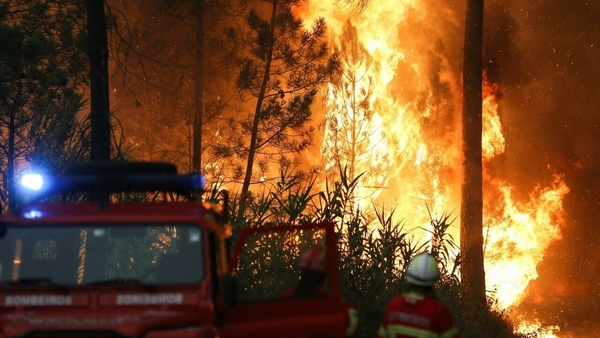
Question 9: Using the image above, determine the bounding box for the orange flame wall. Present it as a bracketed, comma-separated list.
[297, 0, 573, 335]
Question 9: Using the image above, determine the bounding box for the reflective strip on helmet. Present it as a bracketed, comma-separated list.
[406, 272, 438, 285]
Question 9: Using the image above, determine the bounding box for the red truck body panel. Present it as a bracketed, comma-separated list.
[0, 168, 352, 338]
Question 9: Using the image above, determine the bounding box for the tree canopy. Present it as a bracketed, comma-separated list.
[0, 0, 90, 211]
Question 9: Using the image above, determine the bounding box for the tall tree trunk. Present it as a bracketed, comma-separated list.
[460, 0, 486, 310]
[86, 0, 111, 162]
[6, 106, 16, 211]
[192, 0, 205, 174]
[238, 1, 278, 219]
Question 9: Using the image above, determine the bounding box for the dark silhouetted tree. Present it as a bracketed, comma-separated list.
[86, 0, 111, 162]
[233, 0, 338, 217]
[107, 0, 244, 173]
[460, 0, 486, 311]
[0, 0, 89, 211]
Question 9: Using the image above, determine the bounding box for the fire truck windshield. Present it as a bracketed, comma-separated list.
[0, 223, 204, 287]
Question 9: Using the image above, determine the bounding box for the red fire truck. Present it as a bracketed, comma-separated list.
[0, 162, 354, 338]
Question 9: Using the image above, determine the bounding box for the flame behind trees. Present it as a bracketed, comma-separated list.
[107, 0, 244, 173]
[232, 1, 338, 217]
[319, 14, 461, 229]
[322, 20, 378, 207]
[107, 0, 336, 199]
[299, 0, 569, 334]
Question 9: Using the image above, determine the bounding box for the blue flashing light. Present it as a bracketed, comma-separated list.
[14, 163, 207, 207]
[23, 209, 43, 219]
[194, 174, 207, 191]
[21, 174, 44, 191]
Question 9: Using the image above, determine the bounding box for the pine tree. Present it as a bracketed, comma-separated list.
[322, 20, 374, 203]
[0, 0, 89, 210]
[233, 0, 338, 217]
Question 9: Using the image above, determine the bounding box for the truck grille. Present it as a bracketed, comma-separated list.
[23, 330, 124, 338]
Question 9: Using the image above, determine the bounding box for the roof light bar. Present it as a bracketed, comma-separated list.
[31, 173, 206, 196]
[16, 162, 206, 205]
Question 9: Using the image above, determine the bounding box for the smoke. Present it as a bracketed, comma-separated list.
[485, 0, 600, 330]
[483, 2, 523, 86]
[487, 0, 600, 175]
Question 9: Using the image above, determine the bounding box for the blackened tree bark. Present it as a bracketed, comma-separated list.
[460, 0, 486, 310]
[86, 0, 111, 162]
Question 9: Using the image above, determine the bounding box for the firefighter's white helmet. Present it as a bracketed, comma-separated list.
[405, 252, 440, 286]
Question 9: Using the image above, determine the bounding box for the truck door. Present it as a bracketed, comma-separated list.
[219, 221, 350, 338]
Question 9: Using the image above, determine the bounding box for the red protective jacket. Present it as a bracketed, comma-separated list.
[378, 291, 460, 338]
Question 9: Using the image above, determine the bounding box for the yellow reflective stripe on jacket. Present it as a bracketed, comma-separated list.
[346, 307, 359, 337]
[379, 323, 437, 337]
[377, 325, 387, 338]
[377, 323, 459, 338]
[440, 326, 459, 338]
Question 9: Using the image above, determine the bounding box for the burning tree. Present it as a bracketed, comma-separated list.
[322, 20, 377, 200]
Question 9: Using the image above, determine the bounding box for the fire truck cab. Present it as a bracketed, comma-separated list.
[0, 162, 353, 338]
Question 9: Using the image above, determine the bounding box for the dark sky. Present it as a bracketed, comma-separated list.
[484, 0, 600, 332]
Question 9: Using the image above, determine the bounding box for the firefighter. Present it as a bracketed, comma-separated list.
[281, 247, 359, 337]
[378, 252, 460, 338]
[280, 247, 329, 298]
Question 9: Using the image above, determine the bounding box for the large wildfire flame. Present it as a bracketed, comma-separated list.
[298, 0, 570, 336]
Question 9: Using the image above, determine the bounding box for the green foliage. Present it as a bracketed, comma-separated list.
[229, 164, 546, 338]
[232, 226, 326, 303]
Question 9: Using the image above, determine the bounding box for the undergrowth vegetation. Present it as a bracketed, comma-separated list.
[223, 166, 529, 338]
